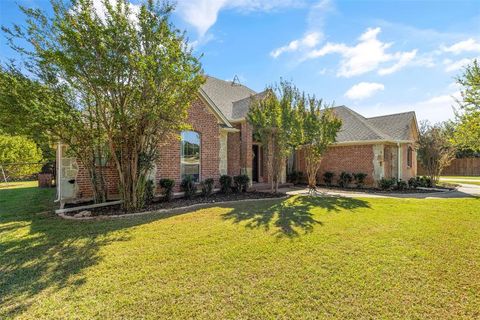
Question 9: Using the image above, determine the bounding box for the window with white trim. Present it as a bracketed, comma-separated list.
[181, 131, 200, 182]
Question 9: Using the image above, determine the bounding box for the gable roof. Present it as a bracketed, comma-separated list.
[200, 76, 257, 120]
[332, 106, 417, 143]
[199, 75, 417, 144]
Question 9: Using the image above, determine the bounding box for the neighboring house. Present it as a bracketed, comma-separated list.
[56, 76, 419, 204]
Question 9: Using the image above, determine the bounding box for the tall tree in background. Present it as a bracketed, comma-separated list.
[297, 97, 341, 194]
[247, 81, 301, 193]
[4, 0, 203, 211]
[417, 121, 456, 184]
[454, 59, 480, 152]
[0, 134, 43, 179]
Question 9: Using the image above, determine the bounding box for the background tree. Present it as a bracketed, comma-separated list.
[0, 134, 43, 179]
[247, 81, 301, 193]
[453, 59, 480, 152]
[4, 0, 203, 211]
[0, 67, 56, 160]
[297, 97, 341, 194]
[417, 121, 456, 184]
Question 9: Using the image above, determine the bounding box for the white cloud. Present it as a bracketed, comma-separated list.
[442, 38, 480, 55]
[443, 58, 475, 72]
[270, 32, 322, 58]
[86, 0, 140, 23]
[304, 27, 418, 77]
[378, 49, 417, 75]
[176, 0, 305, 37]
[345, 82, 385, 100]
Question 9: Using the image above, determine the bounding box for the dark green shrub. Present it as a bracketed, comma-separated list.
[144, 179, 155, 204]
[201, 178, 215, 197]
[353, 172, 368, 188]
[396, 179, 408, 191]
[159, 178, 175, 201]
[180, 175, 197, 199]
[323, 171, 334, 186]
[379, 177, 396, 190]
[287, 171, 303, 184]
[219, 175, 232, 194]
[233, 174, 250, 192]
[338, 172, 353, 188]
[408, 177, 418, 189]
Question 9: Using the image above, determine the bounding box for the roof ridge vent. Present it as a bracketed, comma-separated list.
[232, 75, 241, 86]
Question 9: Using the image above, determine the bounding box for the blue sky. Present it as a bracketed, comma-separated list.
[1, 0, 479, 122]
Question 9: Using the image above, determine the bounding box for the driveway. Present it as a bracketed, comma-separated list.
[282, 182, 480, 199]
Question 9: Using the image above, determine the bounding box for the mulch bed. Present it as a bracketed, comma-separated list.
[65, 191, 286, 217]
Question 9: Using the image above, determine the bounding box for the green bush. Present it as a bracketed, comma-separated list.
[0, 134, 43, 179]
[219, 175, 232, 194]
[180, 175, 197, 199]
[338, 172, 353, 188]
[287, 171, 303, 184]
[144, 179, 155, 204]
[408, 177, 418, 189]
[396, 179, 408, 191]
[159, 178, 175, 201]
[201, 178, 215, 197]
[353, 172, 368, 188]
[379, 177, 396, 190]
[233, 174, 250, 193]
[323, 171, 334, 186]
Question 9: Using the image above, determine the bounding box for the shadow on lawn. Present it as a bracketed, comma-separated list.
[222, 195, 370, 238]
[0, 185, 162, 318]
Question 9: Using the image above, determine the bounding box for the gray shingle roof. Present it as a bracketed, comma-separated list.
[332, 106, 416, 143]
[366, 111, 417, 141]
[199, 76, 417, 143]
[201, 76, 256, 120]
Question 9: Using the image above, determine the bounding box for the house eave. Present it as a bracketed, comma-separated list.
[333, 139, 415, 146]
[198, 89, 234, 128]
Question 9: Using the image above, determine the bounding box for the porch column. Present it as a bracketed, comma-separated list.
[240, 121, 253, 183]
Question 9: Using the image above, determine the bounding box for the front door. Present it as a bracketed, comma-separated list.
[252, 145, 259, 183]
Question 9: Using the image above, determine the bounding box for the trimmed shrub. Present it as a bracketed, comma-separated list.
[287, 171, 303, 184]
[353, 172, 368, 188]
[144, 179, 155, 204]
[159, 178, 175, 201]
[338, 172, 353, 188]
[201, 178, 214, 197]
[233, 174, 250, 193]
[219, 175, 232, 194]
[379, 177, 396, 190]
[323, 171, 334, 187]
[180, 175, 197, 199]
[396, 179, 408, 191]
[408, 177, 418, 189]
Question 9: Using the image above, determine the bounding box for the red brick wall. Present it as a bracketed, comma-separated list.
[296, 144, 375, 186]
[75, 162, 119, 200]
[73, 97, 221, 199]
[156, 97, 221, 192]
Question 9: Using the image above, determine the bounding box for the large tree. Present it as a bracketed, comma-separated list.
[454, 59, 480, 152]
[0, 134, 43, 180]
[4, 0, 203, 210]
[417, 121, 456, 184]
[297, 97, 341, 194]
[247, 81, 301, 193]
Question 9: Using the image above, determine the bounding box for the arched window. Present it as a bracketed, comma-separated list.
[181, 131, 200, 182]
[407, 146, 413, 168]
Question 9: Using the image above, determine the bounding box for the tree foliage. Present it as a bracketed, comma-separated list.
[247, 81, 302, 193]
[417, 121, 456, 184]
[297, 97, 341, 193]
[0, 134, 43, 179]
[454, 59, 480, 152]
[4, 0, 203, 210]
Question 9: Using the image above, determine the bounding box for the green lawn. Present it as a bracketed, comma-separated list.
[1, 182, 479, 319]
[440, 176, 480, 186]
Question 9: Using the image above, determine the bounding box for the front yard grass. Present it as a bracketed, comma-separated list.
[1, 182, 479, 319]
[440, 176, 480, 186]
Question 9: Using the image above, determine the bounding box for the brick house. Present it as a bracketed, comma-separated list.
[56, 76, 419, 204]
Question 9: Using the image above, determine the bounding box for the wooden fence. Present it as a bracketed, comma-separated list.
[417, 158, 480, 176]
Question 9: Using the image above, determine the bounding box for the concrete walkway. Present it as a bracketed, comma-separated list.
[280, 183, 480, 199]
